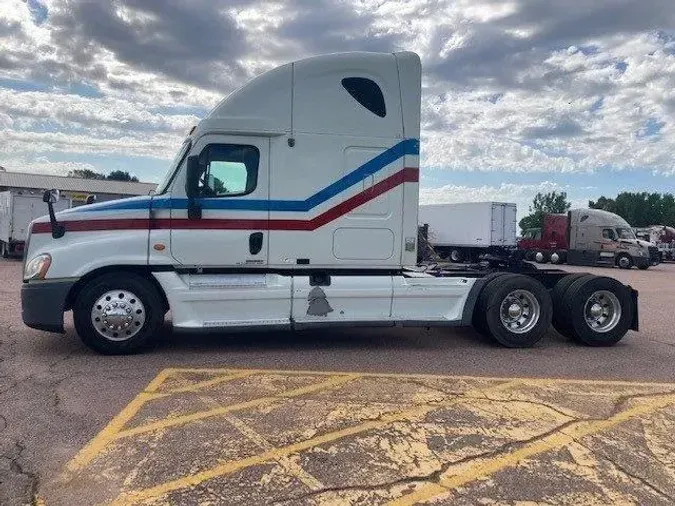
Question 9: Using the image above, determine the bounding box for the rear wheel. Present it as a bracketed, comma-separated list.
[637, 264, 649, 270]
[0, 242, 8, 259]
[560, 276, 634, 346]
[550, 251, 565, 264]
[524, 250, 535, 261]
[478, 274, 552, 348]
[551, 273, 594, 335]
[74, 272, 165, 354]
[616, 253, 632, 269]
[473, 273, 518, 336]
[534, 251, 549, 264]
[450, 248, 464, 263]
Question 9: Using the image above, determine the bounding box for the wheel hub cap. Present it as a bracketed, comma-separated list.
[584, 290, 621, 333]
[508, 303, 523, 319]
[91, 290, 145, 341]
[499, 289, 541, 334]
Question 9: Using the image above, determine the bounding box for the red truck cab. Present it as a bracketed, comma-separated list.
[518, 214, 569, 264]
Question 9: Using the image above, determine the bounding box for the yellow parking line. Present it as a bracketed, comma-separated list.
[166, 367, 675, 389]
[65, 369, 250, 473]
[108, 380, 521, 505]
[388, 393, 675, 506]
[113, 374, 361, 440]
[66, 392, 167, 473]
[161, 370, 257, 395]
[225, 414, 325, 491]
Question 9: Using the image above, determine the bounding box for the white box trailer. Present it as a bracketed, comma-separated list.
[21, 51, 638, 354]
[419, 202, 517, 262]
[0, 191, 70, 258]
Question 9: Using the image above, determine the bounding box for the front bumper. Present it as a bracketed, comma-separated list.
[22, 279, 76, 333]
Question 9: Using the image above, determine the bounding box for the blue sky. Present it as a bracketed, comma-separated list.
[1, 0, 675, 219]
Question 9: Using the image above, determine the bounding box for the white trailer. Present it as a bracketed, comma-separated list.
[21, 51, 638, 354]
[0, 191, 70, 258]
[419, 202, 517, 262]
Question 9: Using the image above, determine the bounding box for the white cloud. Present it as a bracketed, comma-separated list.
[0, 0, 674, 186]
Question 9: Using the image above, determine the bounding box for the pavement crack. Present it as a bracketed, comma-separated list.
[576, 442, 674, 503]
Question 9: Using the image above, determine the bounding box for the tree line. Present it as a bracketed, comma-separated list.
[67, 169, 139, 182]
[519, 191, 675, 232]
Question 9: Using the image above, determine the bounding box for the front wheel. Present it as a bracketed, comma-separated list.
[73, 272, 165, 354]
[616, 253, 633, 269]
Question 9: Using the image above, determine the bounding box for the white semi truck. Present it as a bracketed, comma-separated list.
[419, 202, 517, 262]
[22, 52, 638, 354]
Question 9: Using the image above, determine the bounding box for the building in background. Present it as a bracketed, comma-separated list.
[0, 171, 157, 207]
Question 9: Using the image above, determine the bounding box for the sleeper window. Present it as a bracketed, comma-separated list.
[602, 228, 616, 240]
[199, 144, 259, 197]
[341, 77, 386, 117]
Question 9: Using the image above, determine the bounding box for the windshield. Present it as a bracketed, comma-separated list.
[616, 227, 636, 240]
[155, 139, 191, 194]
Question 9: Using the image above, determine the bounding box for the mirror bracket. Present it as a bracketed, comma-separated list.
[42, 189, 65, 239]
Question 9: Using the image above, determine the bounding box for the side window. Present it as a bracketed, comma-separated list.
[341, 77, 386, 118]
[602, 228, 616, 240]
[199, 144, 259, 197]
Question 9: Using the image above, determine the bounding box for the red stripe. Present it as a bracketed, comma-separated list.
[33, 168, 419, 234]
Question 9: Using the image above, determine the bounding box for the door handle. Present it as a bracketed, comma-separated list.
[249, 232, 263, 255]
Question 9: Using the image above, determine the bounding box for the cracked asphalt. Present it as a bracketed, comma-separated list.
[2, 260, 675, 505]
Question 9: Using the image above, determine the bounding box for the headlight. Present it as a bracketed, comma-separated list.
[24, 253, 51, 280]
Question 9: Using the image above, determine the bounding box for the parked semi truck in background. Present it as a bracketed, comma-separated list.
[0, 191, 71, 258]
[21, 51, 639, 354]
[418, 202, 517, 262]
[634, 225, 675, 261]
[519, 208, 658, 269]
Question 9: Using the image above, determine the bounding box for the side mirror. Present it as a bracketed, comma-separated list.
[42, 189, 60, 204]
[185, 155, 202, 219]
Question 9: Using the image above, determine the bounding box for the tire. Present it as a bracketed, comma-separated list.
[637, 264, 649, 270]
[524, 250, 535, 261]
[480, 274, 553, 348]
[73, 272, 165, 354]
[0, 242, 7, 259]
[534, 251, 549, 264]
[450, 248, 464, 263]
[551, 273, 594, 335]
[472, 273, 518, 336]
[550, 251, 564, 264]
[616, 253, 632, 269]
[560, 276, 634, 346]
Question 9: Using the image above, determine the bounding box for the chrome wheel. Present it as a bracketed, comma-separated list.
[584, 290, 621, 333]
[550, 252, 560, 264]
[499, 289, 541, 334]
[618, 256, 631, 269]
[91, 290, 146, 341]
[450, 249, 462, 262]
[535, 252, 545, 263]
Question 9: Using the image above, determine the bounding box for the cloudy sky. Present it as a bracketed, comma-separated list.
[1, 0, 675, 215]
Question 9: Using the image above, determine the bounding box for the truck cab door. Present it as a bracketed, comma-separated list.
[170, 135, 269, 267]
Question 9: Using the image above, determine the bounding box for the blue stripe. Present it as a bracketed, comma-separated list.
[79, 138, 419, 213]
